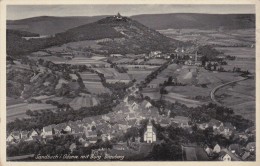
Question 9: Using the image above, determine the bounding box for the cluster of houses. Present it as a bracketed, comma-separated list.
[6, 96, 255, 161]
[6, 98, 191, 147]
[197, 119, 237, 139]
[205, 142, 255, 161]
[182, 141, 255, 161]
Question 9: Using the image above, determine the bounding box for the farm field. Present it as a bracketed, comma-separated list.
[83, 81, 111, 94]
[162, 92, 203, 107]
[145, 59, 167, 65]
[6, 97, 25, 106]
[95, 68, 131, 83]
[69, 93, 99, 110]
[215, 47, 255, 73]
[65, 57, 110, 67]
[29, 55, 67, 64]
[118, 65, 159, 69]
[95, 68, 118, 78]
[143, 62, 244, 108]
[215, 79, 255, 121]
[215, 47, 255, 58]
[32, 95, 63, 102]
[159, 28, 255, 47]
[112, 58, 135, 64]
[128, 70, 153, 83]
[29, 55, 109, 67]
[7, 103, 57, 122]
[45, 40, 102, 52]
[165, 86, 211, 99]
[79, 72, 101, 82]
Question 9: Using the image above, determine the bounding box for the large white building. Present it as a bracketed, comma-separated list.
[144, 119, 156, 143]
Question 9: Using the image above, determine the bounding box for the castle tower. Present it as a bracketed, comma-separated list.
[116, 12, 122, 20]
[143, 119, 156, 143]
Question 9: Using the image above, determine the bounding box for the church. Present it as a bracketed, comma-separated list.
[144, 119, 156, 143]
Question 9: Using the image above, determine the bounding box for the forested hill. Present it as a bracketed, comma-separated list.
[7, 14, 255, 36]
[7, 15, 181, 56]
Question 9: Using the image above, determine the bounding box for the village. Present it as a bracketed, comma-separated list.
[6, 11, 256, 162]
[7, 87, 256, 161]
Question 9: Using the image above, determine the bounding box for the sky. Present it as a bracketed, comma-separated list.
[7, 4, 255, 20]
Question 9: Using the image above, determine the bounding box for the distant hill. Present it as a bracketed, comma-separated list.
[7, 16, 107, 35]
[7, 15, 181, 56]
[131, 13, 255, 30]
[7, 14, 255, 36]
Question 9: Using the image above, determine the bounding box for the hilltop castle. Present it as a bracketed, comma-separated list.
[114, 12, 123, 20]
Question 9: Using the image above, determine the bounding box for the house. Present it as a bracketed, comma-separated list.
[112, 143, 127, 150]
[91, 121, 97, 127]
[128, 119, 137, 127]
[185, 60, 193, 66]
[63, 125, 73, 133]
[102, 115, 110, 121]
[160, 118, 170, 127]
[78, 137, 85, 143]
[89, 137, 98, 144]
[101, 133, 111, 141]
[219, 149, 242, 161]
[171, 116, 190, 128]
[208, 119, 223, 130]
[110, 54, 123, 57]
[144, 119, 156, 143]
[20, 131, 29, 140]
[242, 151, 251, 160]
[198, 123, 209, 130]
[83, 124, 93, 132]
[123, 96, 128, 103]
[118, 120, 129, 132]
[228, 144, 242, 156]
[182, 144, 209, 161]
[149, 51, 162, 58]
[219, 152, 232, 161]
[27, 129, 39, 141]
[6, 135, 15, 143]
[213, 144, 221, 153]
[129, 101, 139, 111]
[246, 142, 255, 152]
[81, 141, 90, 147]
[204, 146, 213, 156]
[126, 113, 136, 120]
[85, 131, 97, 138]
[141, 100, 152, 109]
[69, 143, 77, 153]
[10, 131, 21, 140]
[42, 125, 54, 137]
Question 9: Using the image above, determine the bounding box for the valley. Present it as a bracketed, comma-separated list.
[6, 12, 256, 161]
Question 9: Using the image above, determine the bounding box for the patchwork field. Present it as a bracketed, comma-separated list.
[163, 92, 203, 108]
[45, 40, 102, 52]
[159, 28, 255, 47]
[6, 97, 25, 106]
[29, 55, 109, 67]
[215, 47, 255, 73]
[7, 103, 57, 122]
[69, 93, 99, 110]
[79, 71, 111, 94]
[215, 79, 255, 121]
[83, 81, 111, 94]
[143, 63, 245, 108]
[79, 72, 101, 82]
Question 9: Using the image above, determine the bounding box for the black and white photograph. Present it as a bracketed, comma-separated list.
[2, 1, 257, 163]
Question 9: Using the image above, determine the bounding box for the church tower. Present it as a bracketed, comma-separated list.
[143, 119, 156, 143]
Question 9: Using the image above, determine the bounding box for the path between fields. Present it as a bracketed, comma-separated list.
[210, 77, 249, 106]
